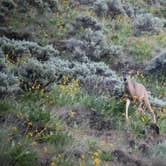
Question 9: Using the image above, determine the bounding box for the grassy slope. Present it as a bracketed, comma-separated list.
[0, 0, 166, 165]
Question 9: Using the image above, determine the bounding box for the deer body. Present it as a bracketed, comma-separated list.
[124, 76, 156, 123]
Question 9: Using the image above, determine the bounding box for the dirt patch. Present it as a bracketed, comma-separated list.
[112, 149, 149, 166]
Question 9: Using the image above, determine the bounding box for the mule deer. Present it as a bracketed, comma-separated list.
[123, 72, 156, 123]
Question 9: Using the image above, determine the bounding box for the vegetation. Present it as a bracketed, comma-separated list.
[0, 0, 165, 165]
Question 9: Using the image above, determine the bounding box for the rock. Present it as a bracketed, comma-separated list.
[132, 14, 165, 36]
[112, 149, 143, 166]
[145, 124, 160, 137]
[138, 143, 150, 154]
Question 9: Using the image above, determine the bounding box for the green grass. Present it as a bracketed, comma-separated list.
[104, 16, 133, 46]
[128, 40, 153, 63]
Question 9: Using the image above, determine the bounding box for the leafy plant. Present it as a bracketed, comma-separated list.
[128, 40, 152, 63]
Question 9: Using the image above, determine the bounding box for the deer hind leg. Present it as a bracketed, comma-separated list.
[138, 102, 143, 114]
[144, 98, 156, 123]
[149, 106, 156, 123]
[138, 97, 144, 114]
[125, 98, 130, 121]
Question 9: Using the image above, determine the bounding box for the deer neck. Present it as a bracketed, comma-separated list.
[125, 79, 135, 96]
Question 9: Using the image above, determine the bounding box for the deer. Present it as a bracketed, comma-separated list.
[123, 71, 156, 123]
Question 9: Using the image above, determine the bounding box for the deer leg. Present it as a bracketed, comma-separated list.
[138, 100, 143, 114]
[144, 98, 156, 123]
[149, 107, 156, 123]
[125, 98, 130, 120]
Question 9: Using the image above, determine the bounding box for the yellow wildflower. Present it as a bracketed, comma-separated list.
[50, 161, 56, 166]
[59, 84, 65, 89]
[5, 54, 9, 58]
[16, 113, 23, 118]
[70, 111, 76, 117]
[28, 121, 32, 127]
[58, 153, 62, 159]
[63, 75, 69, 83]
[27, 132, 33, 138]
[99, 142, 105, 146]
[32, 141, 38, 145]
[93, 151, 99, 157]
[140, 117, 145, 123]
[81, 154, 85, 160]
[32, 85, 35, 90]
[43, 146, 48, 153]
[160, 114, 166, 118]
[46, 134, 51, 140]
[93, 158, 101, 165]
[140, 74, 144, 79]
[109, 143, 113, 148]
[12, 127, 17, 132]
[37, 132, 41, 137]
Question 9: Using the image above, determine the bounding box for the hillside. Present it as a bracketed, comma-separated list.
[0, 0, 166, 165]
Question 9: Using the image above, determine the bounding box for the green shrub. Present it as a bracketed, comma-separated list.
[27, 104, 50, 124]
[99, 150, 114, 161]
[128, 40, 152, 63]
[0, 128, 38, 166]
[49, 132, 73, 150]
[0, 100, 11, 112]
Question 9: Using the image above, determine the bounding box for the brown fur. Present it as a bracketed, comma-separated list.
[124, 74, 156, 123]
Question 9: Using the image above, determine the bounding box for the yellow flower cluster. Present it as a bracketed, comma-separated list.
[91, 150, 101, 166]
[26, 132, 33, 138]
[59, 76, 79, 96]
[69, 111, 77, 117]
[50, 161, 56, 166]
[28, 121, 33, 127]
[30, 80, 41, 91]
[140, 117, 145, 123]
[32, 140, 38, 145]
[12, 127, 17, 132]
[16, 112, 23, 119]
[5, 53, 28, 65]
[136, 71, 144, 79]
[93, 158, 101, 166]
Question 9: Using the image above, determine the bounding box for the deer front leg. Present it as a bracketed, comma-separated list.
[138, 101, 143, 114]
[125, 98, 130, 121]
